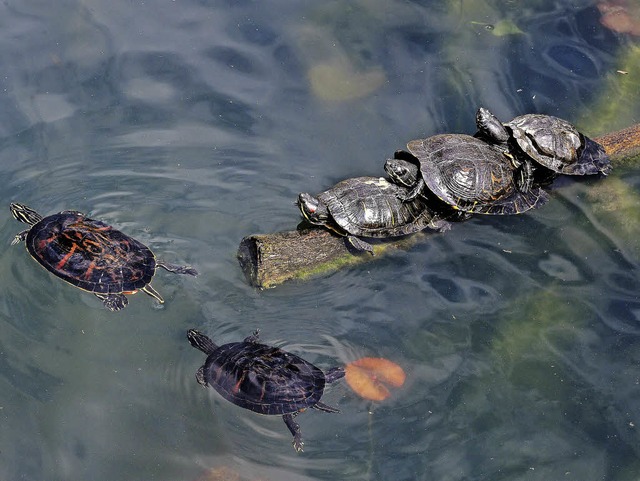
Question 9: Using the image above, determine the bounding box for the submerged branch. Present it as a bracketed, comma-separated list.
[237, 123, 640, 289]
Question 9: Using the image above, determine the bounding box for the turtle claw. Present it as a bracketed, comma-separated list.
[244, 330, 260, 343]
[195, 366, 209, 387]
[283, 413, 304, 452]
[293, 436, 304, 453]
[11, 231, 28, 245]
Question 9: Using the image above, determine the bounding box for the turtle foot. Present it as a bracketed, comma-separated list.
[292, 435, 304, 453]
[11, 231, 28, 245]
[283, 413, 304, 452]
[96, 293, 129, 311]
[157, 261, 198, 276]
[346, 236, 374, 255]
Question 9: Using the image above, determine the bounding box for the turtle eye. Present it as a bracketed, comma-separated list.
[307, 205, 316, 213]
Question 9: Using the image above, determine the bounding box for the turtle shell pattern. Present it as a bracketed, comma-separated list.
[25, 212, 156, 294]
[201, 341, 325, 415]
[408, 134, 548, 215]
[506, 114, 611, 175]
[317, 176, 444, 237]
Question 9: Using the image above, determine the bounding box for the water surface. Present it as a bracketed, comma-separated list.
[0, 1, 639, 480]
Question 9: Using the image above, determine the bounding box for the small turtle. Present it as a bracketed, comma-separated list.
[495, 109, 611, 176]
[297, 176, 451, 254]
[384, 112, 549, 215]
[187, 329, 344, 452]
[475, 107, 559, 187]
[10, 203, 197, 311]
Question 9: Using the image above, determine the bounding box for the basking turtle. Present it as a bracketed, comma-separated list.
[499, 109, 611, 176]
[187, 329, 344, 452]
[474, 107, 558, 187]
[297, 176, 451, 254]
[384, 116, 549, 215]
[10, 203, 197, 311]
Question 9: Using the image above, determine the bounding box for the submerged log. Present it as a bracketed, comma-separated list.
[237, 124, 640, 289]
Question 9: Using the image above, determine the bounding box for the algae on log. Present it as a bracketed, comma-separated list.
[237, 124, 640, 289]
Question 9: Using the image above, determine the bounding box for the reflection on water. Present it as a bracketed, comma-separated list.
[0, 0, 639, 480]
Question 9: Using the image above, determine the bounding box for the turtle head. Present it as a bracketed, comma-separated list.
[476, 107, 509, 144]
[187, 329, 219, 355]
[10, 203, 43, 226]
[297, 193, 330, 226]
[384, 158, 420, 188]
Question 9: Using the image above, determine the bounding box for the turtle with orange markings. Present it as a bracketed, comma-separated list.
[10, 202, 197, 311]
[187, 328, 344, 452]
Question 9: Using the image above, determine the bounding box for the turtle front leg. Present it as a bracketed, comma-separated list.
[95, 293, 129, 311]
[515, 158, 534, 193]
[243, 329, 261, 343]
[283, 413, 304, 452]
[195, 366, 209, 387]
[11, 230, 29, 246]
[399, 178, 425, 202]
[156, 261, 198, 277]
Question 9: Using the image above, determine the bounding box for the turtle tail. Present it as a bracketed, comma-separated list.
[10, 203, 43, 226]
[187, 329, 218, 355]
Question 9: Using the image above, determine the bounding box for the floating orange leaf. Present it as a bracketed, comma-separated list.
[345, 357, 406, 401]
[598, 1, 640, 35]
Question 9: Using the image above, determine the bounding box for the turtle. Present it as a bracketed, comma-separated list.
[187, 328, 344, 452]
[384, 112, 550, 215]
[493, 109, 611, 176]
[10, 202, 198, 311]
[474, 107, 560, 187]
[297, 176, 451, 254]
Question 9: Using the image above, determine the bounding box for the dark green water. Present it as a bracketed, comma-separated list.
[1, 1, 639, 480]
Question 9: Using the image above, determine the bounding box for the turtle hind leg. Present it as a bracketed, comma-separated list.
[95, 293, 129, 311]
[156, 261, 198, 277]
[142, 284, 164, 304]
[312, 401, 340, 414]
[283, 413, 304, 452]
[346, 236, 375, 255]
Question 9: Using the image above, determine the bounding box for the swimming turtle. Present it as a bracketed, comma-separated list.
[297, 176, 451, 254]
[499, 109, 611, 176]
[10, 203, 197, 311]
[187, 329, 344, 452]
[384, 112, 549, 215]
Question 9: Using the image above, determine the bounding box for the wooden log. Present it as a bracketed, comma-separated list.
[237, 124, 640, 289]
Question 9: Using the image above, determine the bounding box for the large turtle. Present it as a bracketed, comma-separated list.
[384, 112, 549, 215]
[10, 203, 197, 311]
[297, 176, 451, 254]
[482, 108, 611, 176]
[187, 329, 344, 452]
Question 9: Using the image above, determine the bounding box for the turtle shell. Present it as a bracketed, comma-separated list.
[201, 341, 326, 415]
[25, 211, 156, 294]
[505, 114, 611, 175]
[317, 176, 446, 237]
[407, 134, 549, 215]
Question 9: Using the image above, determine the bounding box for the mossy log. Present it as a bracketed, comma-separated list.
[237, 124, 640, 289]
